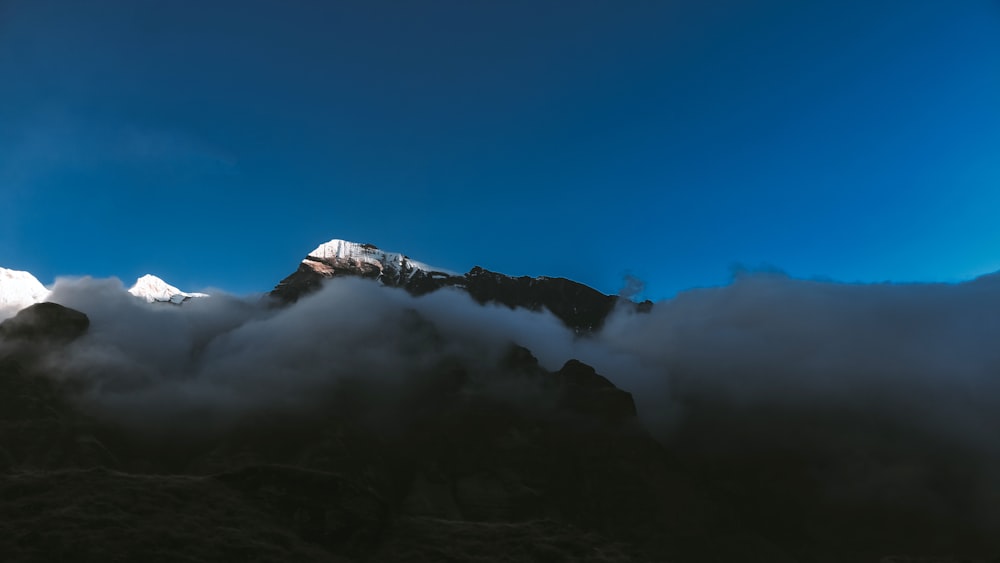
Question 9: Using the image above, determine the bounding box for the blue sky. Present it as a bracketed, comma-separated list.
[1, 0, 999, 299]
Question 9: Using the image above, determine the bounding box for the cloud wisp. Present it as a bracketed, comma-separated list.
[32, 271, 1000, 533]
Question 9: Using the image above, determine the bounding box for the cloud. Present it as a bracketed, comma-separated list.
[617, 273, 646, 300]
[41, 277, 577, 432]
[591, 271, 1000, 532]
[30, 270, 1000, 534]
[598, 272, 1000, 441]
[40, 271, 1000, 445]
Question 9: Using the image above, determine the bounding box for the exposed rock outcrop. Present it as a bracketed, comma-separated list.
[0, 302, 89, 344]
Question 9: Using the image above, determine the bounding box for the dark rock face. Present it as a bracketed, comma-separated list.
[460, 266, 627, 333]
[0, 302, 89, 343]
[555, 359, 637, 424]
[498, 346, 638, 425]
[270, 244, 650, 332]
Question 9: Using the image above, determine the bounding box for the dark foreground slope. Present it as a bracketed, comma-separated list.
[1, 302, 997, 562]
[0, 304, 662, 562]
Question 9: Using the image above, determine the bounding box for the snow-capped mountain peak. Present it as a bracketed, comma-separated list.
[0, 267, 50, 316]
[304, 239, 453, 279]
[271, 237, 639, 333]
[128, 274, 208, 304]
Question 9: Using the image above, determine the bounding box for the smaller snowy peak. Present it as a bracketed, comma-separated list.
[128, 274, 208, 304]
[0, 267, 50, 313]
[305, 239, 453, 279]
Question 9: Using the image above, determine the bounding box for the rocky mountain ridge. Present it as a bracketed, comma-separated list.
[4, 238, 641, 332]
[272, 239, 651, 332]
[1, 243, 998, 561]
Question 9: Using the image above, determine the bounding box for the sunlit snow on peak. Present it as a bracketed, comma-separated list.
[128, 274, 208, 304]
[307, 239, 454, 277]
[0, 267, 51, 319]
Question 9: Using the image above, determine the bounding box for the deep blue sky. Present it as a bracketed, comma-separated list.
[2, 1, 999, 299]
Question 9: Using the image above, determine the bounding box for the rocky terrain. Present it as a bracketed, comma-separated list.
[271, 240, 650, 333]
[1, 240, 998, 562]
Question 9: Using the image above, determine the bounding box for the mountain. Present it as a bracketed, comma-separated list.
[2, 246, 998, 561]
[128, 274, 208, 304]
[3, 269, 207, 316]
[270, 239, 454, 299]
[0, 267, 49, 317]
[271, 239, 650, 332]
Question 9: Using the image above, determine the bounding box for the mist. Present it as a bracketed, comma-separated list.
[30, 271, 1000, 533]
[593, 271, 1000, 532]
[40, 276, 579, 431]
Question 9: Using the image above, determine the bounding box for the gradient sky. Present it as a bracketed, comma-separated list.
[1, 0, 999, 299]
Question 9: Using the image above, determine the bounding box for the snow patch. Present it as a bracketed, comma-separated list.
[128, 274, 208, 304]
[0, 267, 50, 317]
[307, 239, 455, 279]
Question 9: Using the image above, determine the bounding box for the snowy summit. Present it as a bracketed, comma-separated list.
[304, 239, 453, 281]
[128, 274, 208, 304]
[0, 267, 50, 316]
